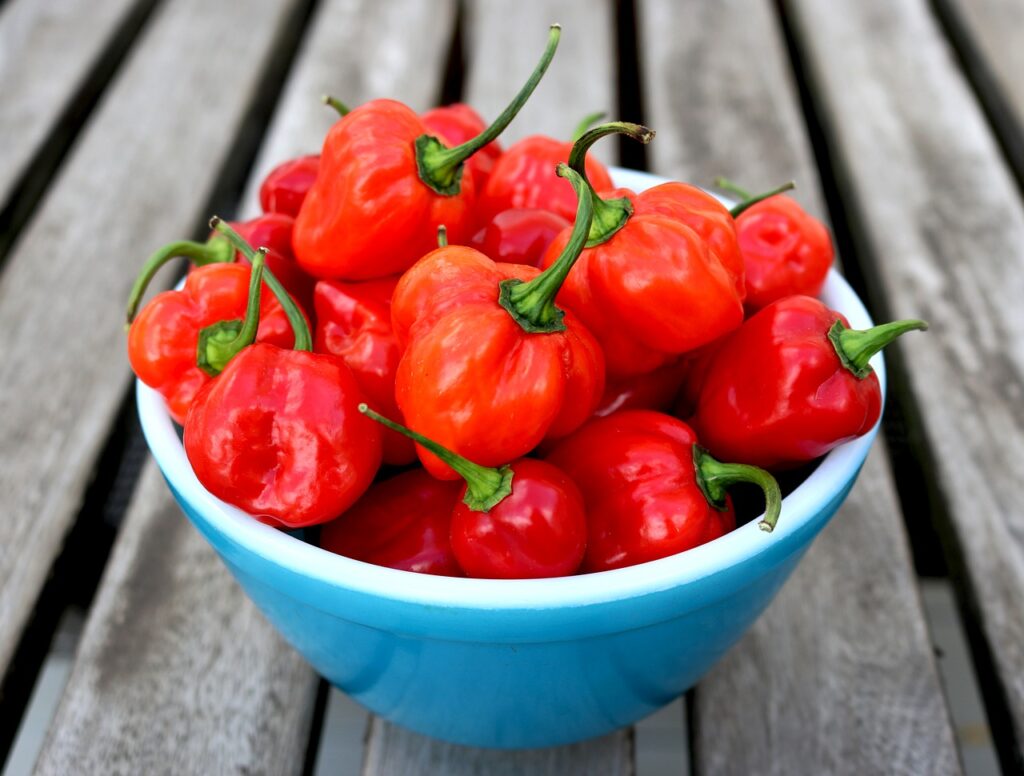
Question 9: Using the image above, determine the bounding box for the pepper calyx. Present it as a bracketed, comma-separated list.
[693, 445, 782, 533]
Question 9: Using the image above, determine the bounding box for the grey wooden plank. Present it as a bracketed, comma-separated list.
[33, 0, 458, 772]
[358, 2, 630, 771]
[0, 0, 302, 693]
[462, 0, 617, 163]
[639, 1, 961, 773]
[363, 719, 632, 776]
[0, 0, 147, 210]
[784, 0, 1024, 768]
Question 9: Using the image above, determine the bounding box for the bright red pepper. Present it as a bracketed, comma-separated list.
[391, 165, 604, 479]
[594, 357, 689, 417]
[421, 103, 503, 194]
[319, 469, 462, 575]
[361, 407, 587, 579]
[540, 124, 744, 378]
[546, 410, 781, 572]
[184, 226, 382, 528]
[292, 27, 560, 281]
[472, 207, 570, 267]
[313, 276, 414, 465]
[690, 295, 927, 469]
[259, 154, 320, 217]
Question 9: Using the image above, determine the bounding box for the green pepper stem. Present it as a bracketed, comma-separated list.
[196, 249, 266, 376]
[693, 446, 782, 533]
[568, 122, 654, 246]
[125, 236, 234, 325]
[829, 318, 928, 379]
[322, 94, 351, 117]
[358, 405, 513, 512]
[416, 25, 561, 195]
[437, 224, 448, 248]
[716, 178, 797, 218]
[498, 164, 592, 333]
[210, 217, 312, 352]
[570, 110, 607, 142]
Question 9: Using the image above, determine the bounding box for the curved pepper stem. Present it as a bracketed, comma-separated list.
[570, 110, 607, 143]
[358, 405, 514, 512]
[416, 25, 562, 196]
[498, 164, 592, 333]
[210, 217, 312, 352]
[693, 445, 782, 533]
[828, 318, 928, 379]
[568, 122, 654, 246]
[125, 236, 234, 325]
[715, 177, 797, 218]
[322, 94, 351, 117]
[196, 248, 267, 376]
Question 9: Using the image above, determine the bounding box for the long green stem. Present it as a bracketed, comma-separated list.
[359, 405, 514, 512]
[693, 446, 782, 533]
[568, 122, 654, 246]
[210, 217, 312, 351]
[828, 318, 928, 379]
[498, 164, 592, 332]
[125, 236, 234, 324]
[196, 249, 266, 376]
[416, 25, 561, 195]
[715, 177, 797, 218]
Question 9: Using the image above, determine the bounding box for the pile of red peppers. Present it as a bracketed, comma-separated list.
[125, 25, 927, 579]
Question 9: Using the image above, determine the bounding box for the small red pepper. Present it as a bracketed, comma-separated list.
[292, 26, 561, 281]
[391, 165, 604, 478]
[259, 154, 320, 217]
[594, 357, 690, 417]
[421, 103, 503, 194]
[472, 207, 570, 267]
[361, 407, 587, 579]
[546, 410, 781, 572]
[476, 112, 614, 225]
[320, 468, 462, 576]
[689, 295, 927, 469]
[184, 225, 381, 528]
[540, 123, 744, 378]
[313, 275, 414, 465]
[718, 178, 833, 313]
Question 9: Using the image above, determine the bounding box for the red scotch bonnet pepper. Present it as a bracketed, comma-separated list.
[360, 407, 587, 579]
[546, 410, 782, 572]
[183, 221, 381, 528]
[689, 295, 927, 470]
[259, 154, 320, 217]
[390, 165, 604, 478]
[292, 26, 561, 281]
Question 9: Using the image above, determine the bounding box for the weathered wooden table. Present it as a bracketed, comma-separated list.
[1, 0, 1022, 773]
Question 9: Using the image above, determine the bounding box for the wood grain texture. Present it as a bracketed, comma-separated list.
[0, 0, 301, 694]
[639, 1, 961, 772]
[0, 0, 146, 208]
[363, 719, 633, 776]
[785, 0, 1024, 766]
[34, 465, 319, 775]
[35, 0, 458, 771]
[360, 2, 630, 771]
[462, 0, 617, 163]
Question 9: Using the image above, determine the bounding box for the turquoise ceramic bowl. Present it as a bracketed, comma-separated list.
[137, 169, 883, 749]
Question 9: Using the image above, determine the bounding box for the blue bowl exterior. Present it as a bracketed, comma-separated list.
[164, 465, 861, 749]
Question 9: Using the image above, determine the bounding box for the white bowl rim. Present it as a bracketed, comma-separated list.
[137, 167, 884, 611]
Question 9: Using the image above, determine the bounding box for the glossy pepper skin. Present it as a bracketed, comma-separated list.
[690, 295, 927, 469]
[313, 276, 414, 465]
[128, 263, 293, 424]
[320, 469, 462, 575]
[185, 343, 382, 527]
[259, 154, 319, 217]
[472, 208, 570, 267]
[546, 410, 780, 572]
[477, 134, 613, 224]
[421, 103, 503, 194]
[595, 357, 689, 417]
[361, 407, 587, 579]
[391, 165, 604, 479]
[293, 27, 561, 281]
[541, 124, 744, 378]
